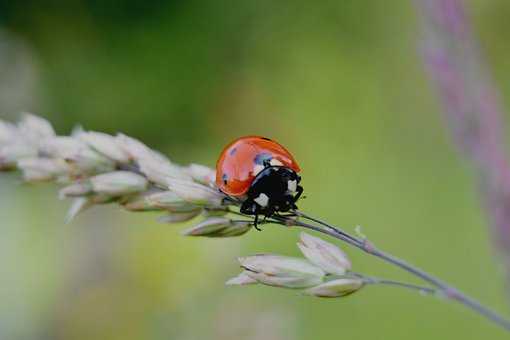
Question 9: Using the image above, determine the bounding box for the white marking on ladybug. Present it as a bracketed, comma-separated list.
[270, 158, 283, 166]
[288, 179, 297, 193]
[254, 193, 269, 207]
[253, 164, 265, 176]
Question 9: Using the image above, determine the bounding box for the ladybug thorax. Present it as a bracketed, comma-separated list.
[242, 166, 301, 216]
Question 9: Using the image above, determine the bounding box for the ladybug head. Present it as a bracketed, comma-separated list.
[240, 166, 303, 217]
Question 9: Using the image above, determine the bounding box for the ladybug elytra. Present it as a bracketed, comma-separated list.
[216, 136, 303, 228]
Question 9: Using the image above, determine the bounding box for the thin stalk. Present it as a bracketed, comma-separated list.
[347, 271, 437, 295]
[272, 212, 510, 332]
[363, 277, 437, 295]
[294, 211, 362, 245]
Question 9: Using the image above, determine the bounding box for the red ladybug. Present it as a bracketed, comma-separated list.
[216, 136, 303, 227]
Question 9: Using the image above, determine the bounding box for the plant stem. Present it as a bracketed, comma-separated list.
[363, 277, 437, 295]
[272, 212, 510, 332]
[347, 271, 437, 294]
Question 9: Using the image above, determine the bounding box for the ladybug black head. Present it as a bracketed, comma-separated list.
[240, 166, 303, 218]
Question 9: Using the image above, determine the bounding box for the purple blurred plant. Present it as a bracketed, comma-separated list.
[416, 0, 510, 275]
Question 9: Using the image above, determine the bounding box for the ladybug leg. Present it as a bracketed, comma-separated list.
[240, 200, 263, 231]
[254, 214, 262, 231]
[294, 185, 303, 201]
[262, 212, 273, 224]
[240, 199, 256, 215]
[291, 185, 304, 209]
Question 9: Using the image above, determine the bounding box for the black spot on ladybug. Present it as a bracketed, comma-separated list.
[254, 153, 272, 165]
[222, 173, 228, 185]
[261, 137, 272, 141]
[229, 147, 237, 156]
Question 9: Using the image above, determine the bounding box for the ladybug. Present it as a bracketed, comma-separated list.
[216, 136, 303, 228]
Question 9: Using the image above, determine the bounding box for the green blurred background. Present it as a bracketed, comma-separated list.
[1, 0, 510, 339]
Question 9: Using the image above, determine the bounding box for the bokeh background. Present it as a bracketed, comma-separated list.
[1, 1, 510, 339]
